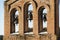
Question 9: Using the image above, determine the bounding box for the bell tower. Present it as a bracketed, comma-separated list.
[4, 0, 59, 40]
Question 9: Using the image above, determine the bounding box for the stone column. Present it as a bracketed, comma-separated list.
[33, 7, 39, 35]
[47, 0, 59, 36]
[4, 2, 10, 36]
[19, 6, 24, 36]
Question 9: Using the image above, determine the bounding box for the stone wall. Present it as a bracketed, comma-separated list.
[3, 34, 57, 40]
[4, 0, 59, 40]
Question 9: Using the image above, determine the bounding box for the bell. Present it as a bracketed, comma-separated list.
[13, 15, 18, 24]
[28, 11, 33, 21]
[43, 13, 47, 22]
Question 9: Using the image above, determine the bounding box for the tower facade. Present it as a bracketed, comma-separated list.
[4, 0, 59, 40]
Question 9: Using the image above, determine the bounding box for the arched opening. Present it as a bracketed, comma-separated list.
[10, 8, 19, 34]
[24, 3, 33, 34]
[38, 6, 48, 34]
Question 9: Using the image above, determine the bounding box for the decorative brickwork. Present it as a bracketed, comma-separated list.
[4, 0, 59, 40]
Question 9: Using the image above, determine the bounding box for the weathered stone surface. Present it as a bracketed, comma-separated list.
[4, 0, 59, 40]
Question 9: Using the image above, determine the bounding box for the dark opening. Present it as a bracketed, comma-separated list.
[24, 3, 33, 34]
[10, 9, 19, 34]
[38, 6, 48, 34]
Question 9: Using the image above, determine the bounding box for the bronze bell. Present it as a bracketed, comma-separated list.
[13, 15, 18, 24]
[28, 11, 33, 21]
[43, 13, 47, 22]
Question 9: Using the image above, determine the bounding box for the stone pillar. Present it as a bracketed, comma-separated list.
[19, 6, 24, 36]
[33, 7, 39, 35]
[47, 0, 59, 37]
[4, 2, 10, 36]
